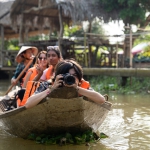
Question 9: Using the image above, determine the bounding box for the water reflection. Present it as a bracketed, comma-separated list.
[99, 93, 150, 150]
[0, 80, 150, 150]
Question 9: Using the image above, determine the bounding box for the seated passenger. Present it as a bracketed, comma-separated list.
[25, 59, 106, 109]
[11, 46, 38, 87]
[17, 46, 63, 107]
[22, 51, 49, 88]
[40, 46, 63, 81]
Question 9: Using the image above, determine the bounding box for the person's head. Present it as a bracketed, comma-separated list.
[47, 46, 63, 67]
[54, 59, 83, 83]
[35, 51, 48, 68]
[16, 46, 38, 63]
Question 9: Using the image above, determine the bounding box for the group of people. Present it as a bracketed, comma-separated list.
[11, 45, 106, 109]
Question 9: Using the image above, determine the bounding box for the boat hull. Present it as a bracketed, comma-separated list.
[0, 88, 112, 138]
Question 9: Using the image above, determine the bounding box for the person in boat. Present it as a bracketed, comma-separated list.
[16, 46, 63, 107]
[25, 59, 106, 109]
[40, 46, 63, 81]
[11, 46, 38, 87]
[22, 50, 49, 88]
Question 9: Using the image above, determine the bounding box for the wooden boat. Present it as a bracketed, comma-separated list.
[0, 87, 112, 138]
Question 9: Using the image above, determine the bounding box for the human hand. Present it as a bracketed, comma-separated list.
[36, 64, 44, 76]
[11, 78, 17, 85]
[52, 74, 64, 90]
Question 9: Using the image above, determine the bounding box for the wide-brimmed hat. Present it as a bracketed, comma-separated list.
[16, 46, 38, 63]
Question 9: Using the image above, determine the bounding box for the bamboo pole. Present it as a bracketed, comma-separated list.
[5, 58, 34, 95]
[129, 26, 133, 68]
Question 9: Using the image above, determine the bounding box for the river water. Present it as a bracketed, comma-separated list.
[0, 80, 150, 150]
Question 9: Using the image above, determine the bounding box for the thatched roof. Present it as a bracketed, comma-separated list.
[0, 0, 15, 39]
[10, 0, 119, 31]
[1, 0, 120, 39]
[0, 0, 14, 25]
[0, 0, 51, 39]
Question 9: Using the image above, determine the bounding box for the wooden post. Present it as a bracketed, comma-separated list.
[38, 0, 42, 7]
[123, 40, 125, 67]
[84, 32, 88, 67]
[58, 5, 64, 56]
[88, 22, 92, 67]
[19, 14, 24, 44]
[0, 24, 4, 67]
[24, 27, 29, 42]
[116, 41, 118, 68]
[49, 28, 52, 40]
[129, 26, 133, 68]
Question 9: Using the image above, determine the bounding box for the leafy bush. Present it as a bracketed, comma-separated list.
[87, 76, 150, 94]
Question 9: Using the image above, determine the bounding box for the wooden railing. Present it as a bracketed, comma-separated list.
[0, 49, 149, 71]
[0, 50, 18, 68]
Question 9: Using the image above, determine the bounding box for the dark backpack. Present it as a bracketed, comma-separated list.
[0, 88, 26, 112]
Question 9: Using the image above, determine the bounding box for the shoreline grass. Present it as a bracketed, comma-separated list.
[86, 76, 150, 95]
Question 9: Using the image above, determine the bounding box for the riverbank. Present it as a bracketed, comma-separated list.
[87, 76, 150, 95]
[0, 76, 150, 95]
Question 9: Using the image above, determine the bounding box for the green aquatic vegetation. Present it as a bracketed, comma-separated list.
[99, 132, 108, 138]
[27, 130, 108, 145]
[87, 76, 150, 94]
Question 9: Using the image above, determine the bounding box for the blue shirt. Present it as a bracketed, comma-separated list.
[12, 63, 33, 85]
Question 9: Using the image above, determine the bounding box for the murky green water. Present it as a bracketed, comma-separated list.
[0, 80, 150, 150]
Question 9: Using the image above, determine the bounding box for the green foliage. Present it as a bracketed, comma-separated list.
[91, 19, 105, 35]
[28, 34, 50, 41]
[141, 46, 150, 57]
[64, 25, 84, 37]
[99, 132, 109, 138]
[88, 76, 150, 94]
[27, 130, 108, 145]
[4, 39, 19, 50]
[133, 27, 150, 58]
[97, 0, 150, 25]
[134, 35, 150, 46]
[133, 54, 150, 63]
[64, 18, 105, 37]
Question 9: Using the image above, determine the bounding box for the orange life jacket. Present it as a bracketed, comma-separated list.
[28, 67, 38, 81]
[46, 65, 54, 80]
[18, 78, 90, 107]
[18, 81, 40, 107]
[22, 67, 38, 86]
[79, 79, 90, 89]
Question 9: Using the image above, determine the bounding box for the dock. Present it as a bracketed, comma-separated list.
[83, 68, 150, 77]
[1, 67, 150, 78]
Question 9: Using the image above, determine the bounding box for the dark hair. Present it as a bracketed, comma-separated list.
[35, 51, 48, 65]
[54, 59, 83, 82]
[47, 46, 62, 59]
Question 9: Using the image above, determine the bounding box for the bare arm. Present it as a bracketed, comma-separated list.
[25, 88, 50, 109]
[76, 86, 105, 105]
[25, 74, 62, 109]
[32, 72, 43, 81]
[22, 71, 32, 88]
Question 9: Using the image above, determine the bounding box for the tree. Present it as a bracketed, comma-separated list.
[98, 0, 150, 26]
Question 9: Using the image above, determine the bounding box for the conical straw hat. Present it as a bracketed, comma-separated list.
[16, 46, 38, 63]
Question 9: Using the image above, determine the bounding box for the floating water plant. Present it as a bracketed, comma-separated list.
[27, 130, 108, 145]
